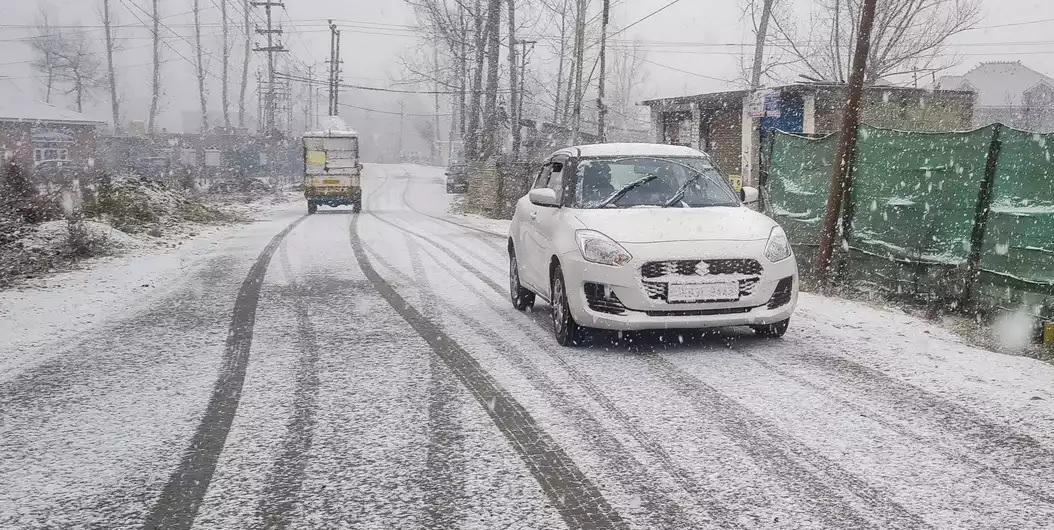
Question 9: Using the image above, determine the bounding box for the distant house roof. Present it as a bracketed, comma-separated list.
[934, 62, 1054, 107]
[642, 81, 973, 108]
[0, 99, 104, 126]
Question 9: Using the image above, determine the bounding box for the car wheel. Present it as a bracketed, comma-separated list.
[307, 202, 317, 215]
[551, 266, 585, 346]
[509, 248, 536, 311]
[753, 318, 790, 338]
[446, 183, 455, 194]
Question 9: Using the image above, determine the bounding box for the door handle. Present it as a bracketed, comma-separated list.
[530, 211, 538, 220]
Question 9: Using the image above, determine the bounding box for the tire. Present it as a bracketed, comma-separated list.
[753, 318, 790, 338]
[307, 202, 317, 215]
[551, 266, 586, 346]
[509, 248, 535, 311]
[446, 183, 455, 194]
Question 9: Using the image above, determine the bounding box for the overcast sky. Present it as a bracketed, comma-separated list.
[2, 0, 1053, 138]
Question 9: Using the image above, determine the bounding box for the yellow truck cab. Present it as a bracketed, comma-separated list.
[303, 116, 362, 214]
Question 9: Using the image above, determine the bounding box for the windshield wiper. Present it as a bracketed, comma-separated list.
[595, 174, 657, 208]
[663, 172, 704, 208]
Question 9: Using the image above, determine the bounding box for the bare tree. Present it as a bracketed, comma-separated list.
[775, 0, 981, 83]
[101, 0, 121, 131]
[239, 0, 251, 128]
[29, 5, 61, 103]
[481, 0, 502, 159]
[507, 0, 520, 160]
[53, 35, 103, 113]
[608, 40, 649, 141]
[148, 0, 161, 133]
[221, 0, 231, 129]
[570, 0, 587, 142]
[193, 0, 208, 132]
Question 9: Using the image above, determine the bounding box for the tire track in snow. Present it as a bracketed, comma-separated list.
[774, 333, 1054, 503]
[349, 214, 628, 530]
[645, 358, 931, 530]
[369, 234, 709, 529]
[736, 345, 1054, 507]
[370, 206, 930, 529]
[143, 216, 306, 530]
[253, 243, 325, 529]
[398, 170, 505, 252]
[404, 237, 469, 529]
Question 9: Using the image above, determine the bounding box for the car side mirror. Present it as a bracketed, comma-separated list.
[529, 188, 560, 207]
[741, 186, 759, 204]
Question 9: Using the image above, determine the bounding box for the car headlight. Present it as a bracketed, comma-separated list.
[765, 226, 792, 262]
[575, 230, 632, 267]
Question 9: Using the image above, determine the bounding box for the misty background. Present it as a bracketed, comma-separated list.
[2, 0, 1053, 159]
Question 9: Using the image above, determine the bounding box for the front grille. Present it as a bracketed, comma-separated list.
[767, 277, 794, 309]
[643, 277, 761, 302]
[584, 282, 628, 315]
[641, 259, 763, 279]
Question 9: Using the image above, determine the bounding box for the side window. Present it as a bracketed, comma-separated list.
[533, 163, 553, 189]
[547, 161, 565, 194]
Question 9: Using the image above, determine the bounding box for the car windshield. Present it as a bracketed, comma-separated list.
[574, 156, 739, 209]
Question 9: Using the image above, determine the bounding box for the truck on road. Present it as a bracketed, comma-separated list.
[303, 116, 362, 214]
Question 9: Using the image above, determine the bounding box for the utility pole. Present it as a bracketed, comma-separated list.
[398, 100, 406, 156]
[252, 0, 287, 134]
[816, 0, 879, 283]
[744, 0, 775, 190]
[334, 29, 342, 113]
[597, 0, 611, 142]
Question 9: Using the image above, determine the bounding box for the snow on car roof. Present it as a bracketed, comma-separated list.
[553, 143, 706, 159]
[304, 115, 359, 137]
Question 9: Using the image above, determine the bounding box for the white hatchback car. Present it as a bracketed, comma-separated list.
[508, 143, 798, 346]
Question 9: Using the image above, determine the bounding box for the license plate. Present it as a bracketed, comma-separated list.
[667, 282, 739, 302]
[322, 179, 342, 185]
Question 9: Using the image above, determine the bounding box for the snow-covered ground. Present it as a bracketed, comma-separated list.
[2, 163, 1053, 529]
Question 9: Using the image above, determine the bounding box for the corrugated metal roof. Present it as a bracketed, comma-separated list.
[0, 99, 104, 125]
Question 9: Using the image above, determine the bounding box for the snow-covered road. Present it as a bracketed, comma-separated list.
[3, 163, 1054, 529]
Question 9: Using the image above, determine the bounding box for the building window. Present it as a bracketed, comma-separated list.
[33, 148, 70, 162]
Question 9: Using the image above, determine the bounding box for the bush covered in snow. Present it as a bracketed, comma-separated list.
[84, 178, 237, 233]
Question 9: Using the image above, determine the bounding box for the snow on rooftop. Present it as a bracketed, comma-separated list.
[0, 99, 104, 125]
[556, 143, 704, 158]
[934, 62, 1054, 107]
[304, 115, 359, 137]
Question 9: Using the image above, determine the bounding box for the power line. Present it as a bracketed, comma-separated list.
[606, 0, 683, 41]
[276, 71, 512, 95]
[338, 102, 451, 117]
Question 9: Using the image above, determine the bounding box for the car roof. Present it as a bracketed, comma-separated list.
[549, 143, 706, 159]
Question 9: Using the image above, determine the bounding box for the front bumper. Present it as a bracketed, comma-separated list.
[560, 239, 798, 331]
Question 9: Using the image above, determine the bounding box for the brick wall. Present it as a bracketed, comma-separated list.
[814, 88, 975, 134]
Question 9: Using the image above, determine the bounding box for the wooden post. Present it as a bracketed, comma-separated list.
[962, 124, 1003, 309]
[816, 0, 878, 284]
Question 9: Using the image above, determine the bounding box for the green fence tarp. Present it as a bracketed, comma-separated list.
[846, 126, 994, 302]
[979, 127, 1054, 316]
[766, 123, 1054, 321]
[766, 131, 836, 275]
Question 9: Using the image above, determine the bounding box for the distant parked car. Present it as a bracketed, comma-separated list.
[446, 163, 468, 194]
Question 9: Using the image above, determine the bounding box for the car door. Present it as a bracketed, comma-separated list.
[519, 161, 554, 291]
[530, 155, 569, 292]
